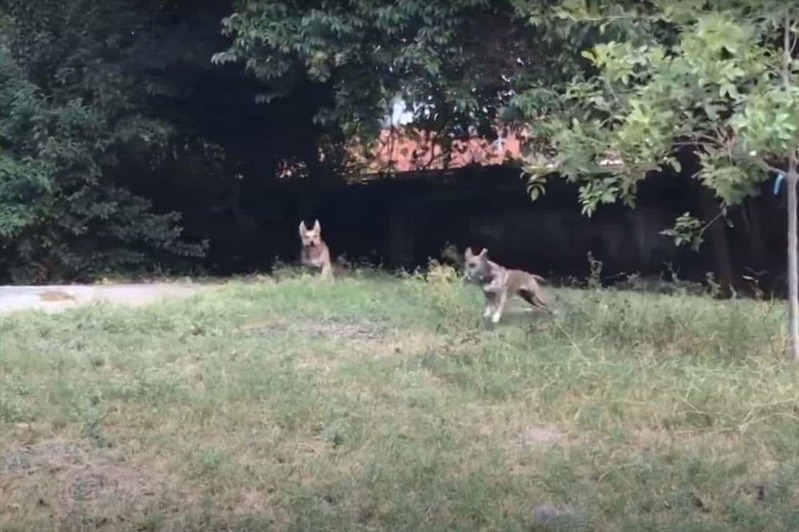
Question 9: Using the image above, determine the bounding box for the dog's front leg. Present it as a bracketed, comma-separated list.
[482, 291, 497, 319]
[320, 262, 333, 280]
[491, 290, 508, 324]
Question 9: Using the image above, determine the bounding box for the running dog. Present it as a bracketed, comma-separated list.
[463, 247, 549, 324]
[298, 219, 333, 279]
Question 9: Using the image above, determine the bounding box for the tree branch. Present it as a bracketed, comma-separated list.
[742, 155, 786, 176]
[697, 204, 728, 242]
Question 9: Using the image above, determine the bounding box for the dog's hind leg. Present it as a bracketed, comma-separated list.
[519, 283, 550, 312]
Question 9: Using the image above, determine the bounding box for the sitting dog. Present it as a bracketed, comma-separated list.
[298, 219, 333, 279]
[463, 247, 549, 325]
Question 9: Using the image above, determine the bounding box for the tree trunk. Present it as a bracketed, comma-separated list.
[783, 11, 799, 362]
[787, 159, 799, 362]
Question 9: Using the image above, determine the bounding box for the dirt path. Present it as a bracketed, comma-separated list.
[0, 283, 219, 315]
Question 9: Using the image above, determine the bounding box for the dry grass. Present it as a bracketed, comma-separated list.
[0, 266, 797, 531]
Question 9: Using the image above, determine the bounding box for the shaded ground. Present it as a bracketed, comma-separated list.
[0, 283, 218, 315]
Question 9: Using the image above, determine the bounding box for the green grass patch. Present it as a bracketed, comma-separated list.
[1, 267, 797, 531]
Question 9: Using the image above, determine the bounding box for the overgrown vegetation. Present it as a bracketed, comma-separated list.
[1, 269, 796, 530]
[215, 0, 548, 141]
[0, 1, 208, 283]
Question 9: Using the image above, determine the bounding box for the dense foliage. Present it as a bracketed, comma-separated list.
[0, 1, 206, 283]
[521, 1, 798, 222]
[215, 0, 574, 151]
[0, 1, 210, 283]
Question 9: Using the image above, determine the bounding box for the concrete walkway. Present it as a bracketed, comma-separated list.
[0, 283, 217, 315]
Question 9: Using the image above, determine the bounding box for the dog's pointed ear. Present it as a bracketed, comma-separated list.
[478, 248, 488, 258]
[312, 219, 321, 233]
[299, 220, 307, 234]
[464, 247, 474, 259]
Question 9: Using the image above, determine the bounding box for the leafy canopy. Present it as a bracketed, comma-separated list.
[520, 1, 799, 237]
[0, 0, 205, 283]
[215, 0, 588, 146]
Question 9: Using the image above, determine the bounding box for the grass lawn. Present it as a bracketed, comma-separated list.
[1, 267, 797, 531]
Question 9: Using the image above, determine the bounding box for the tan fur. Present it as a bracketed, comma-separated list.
[463, 247, 549, 325]
[298, 219, 333, 279]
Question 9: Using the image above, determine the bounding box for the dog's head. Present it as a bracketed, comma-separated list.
[299, 219, 323, 247]
[463, 247, 489, 281]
